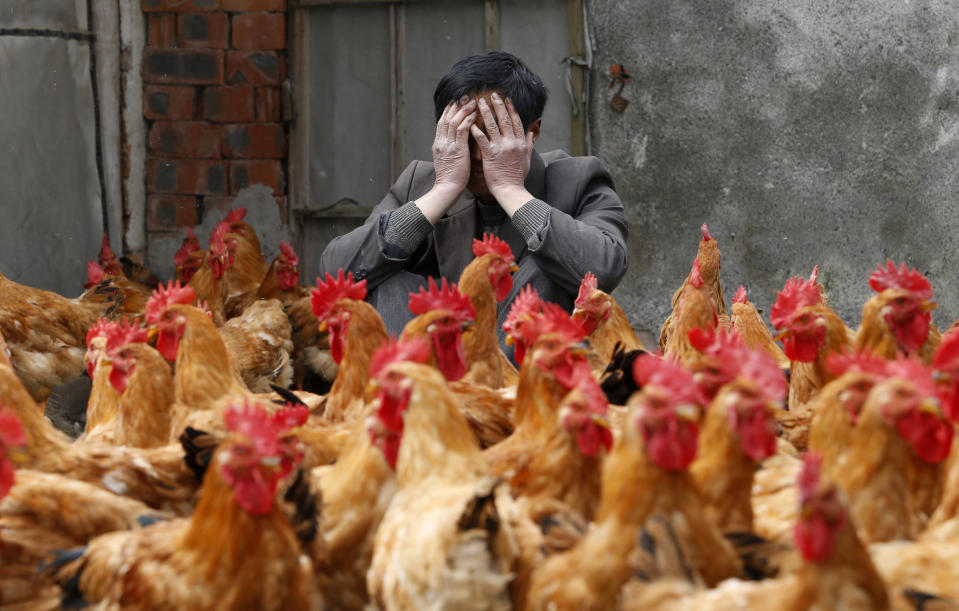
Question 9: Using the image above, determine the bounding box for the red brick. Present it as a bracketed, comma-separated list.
[255, 86, 280, 121]
[147, 14, 176, 47]
[144, 85, 196, 120]
[178, 12, 228, 49]
[222, 123, 285, 159]
[221, 0, 285, 11]
[149, 121, 222, 158]
[143, 0, 219, 12]
[229, 160, 284, 195]
[144, 48, 224, 85]
[232, 13, 285, 50]
[201, 85, 255, 122]
[147, 194, 201, 230]
[225, 51, 284, 85]
[149, 158, 228, 195]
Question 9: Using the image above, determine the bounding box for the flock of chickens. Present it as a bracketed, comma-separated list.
[2, 212, 959, 609]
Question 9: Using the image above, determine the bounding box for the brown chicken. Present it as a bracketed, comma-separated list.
[312, 338, 431, 609]
[573, 271, 646, 371]
[770, 271, 854, 409]
[286, 294, 337, 393]
[400, 277, 477, 383]
[856, 260, 941, 362]
[188, 220, 236, 326]
[80, 318, 147, 443]
[457, 234, 520, 388]
[226, 240, 308, 318]
[730, 285, 789, 369]
[84, 260, 152, 320]
[524, 356, 738, 611]
[173, 227, 203, 284]
[662, 259, 721, 365]
[660, 223, 727, 352]
[220, 207, 270, 301]
[622, 454, 890, 610]
[219, 298, 294, 393]
[367, 359, 519, 610]
[102, 340, 175, 448]
[54, 401, 318, 609]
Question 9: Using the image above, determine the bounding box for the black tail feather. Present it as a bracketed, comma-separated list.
[179, 427, 219, 482]
[600, 342, 647, 405]
[283, 468, 319, 547]
[270, 383, 309, 408]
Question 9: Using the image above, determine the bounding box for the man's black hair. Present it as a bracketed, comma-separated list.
[433, 51, 548, 132]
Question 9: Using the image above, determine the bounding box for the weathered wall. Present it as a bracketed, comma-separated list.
[0, 0, 104, 295]
[588, 0, 959, 339]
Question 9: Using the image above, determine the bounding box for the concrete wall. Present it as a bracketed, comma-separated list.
[588, 0, 959, 339]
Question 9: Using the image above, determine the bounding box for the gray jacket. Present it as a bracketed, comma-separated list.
[318, 149, 629, 295]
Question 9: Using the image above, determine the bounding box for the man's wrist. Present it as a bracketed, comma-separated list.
[414, 184, 461, 223]
[492, 185, 534, 217]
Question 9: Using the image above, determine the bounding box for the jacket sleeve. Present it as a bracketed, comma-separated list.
[318, 161, 428, 288]
[525, 156, 629, 295]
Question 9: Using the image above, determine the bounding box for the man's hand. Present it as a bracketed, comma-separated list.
[470, 93, 535, 216]
[415, 97, 477, 223]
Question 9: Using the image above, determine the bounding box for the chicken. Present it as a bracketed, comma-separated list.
[620, 454, 890, 611]
[457, 234, 520, 388]
[173, 226, 203, 284]
[770, 271, 854, 409]
[366, 359, 519, 611]
[220, 207, 270, 301]
[485, 303, 610, 521]
[660, 222, 727, 352]
[524, 356, 738, 611]
[572, 271, 646, 371]
[856, 260, 941, 364]
[309, 270, 389, 423]
[690, 333, 786, 533]
[661, 259, 721, 365]
[188, 219, 236, 326]
[0, 271, 129, 403]
[53, 400, 318, 609]
[80, 318, 147, 443]
[826, 357, 952, 543]
[219, 298, 294, 393]
[286, 294, 337, 393]
[102, 340, 175, 448]
[401, 276, 476, 383]
[729, 285, 789, 369]
[226, 240, 308, 318]
[927, 330, 959, 526]
[312, 338, 431, 609]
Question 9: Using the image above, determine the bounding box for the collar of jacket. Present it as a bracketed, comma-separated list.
[433, 151, 547, 281]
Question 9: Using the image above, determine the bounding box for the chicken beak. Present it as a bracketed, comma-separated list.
[146, 326, 159, 341]
[921, 301, 938, 313]
[461, 320, 475, 331]
[505, 334, 514, 347]
[569, 341, 590, 357]
[772, 329, 788, 342]
[509, 263, 519, 273]
[591, 413, 610, 429]
[675, 403, 700, 422]
[318, 320, 328, 333]
[918, 397, 943, 416]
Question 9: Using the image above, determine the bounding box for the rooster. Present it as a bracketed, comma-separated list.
[401, 277, 476, 383]
[220, 207, 270, 301]
[729, 285, 789, 369]
[226, 240, 307, 318]
[659, 223, 727, 352]
[856, 260, 941, 362]
[52, 401, 318, 609]
[661, 259, 721, 365]
[366, 357, 519, 610]
[457, 234, 520, 388]
[218, 298, 294, 393]
[188, 220, 236, 326]
[84, 260, 152, 320]
[573, 271, 646, 371]
[173, 227, 203, 284]
[101, 339, 175, 448]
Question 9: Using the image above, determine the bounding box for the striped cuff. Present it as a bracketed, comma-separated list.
[383, 202, 433, 257]
[511, 198, 551, 250]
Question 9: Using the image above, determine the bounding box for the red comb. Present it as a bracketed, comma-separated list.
[310, 270, 367, 321]
[826, 348, 888, 378]
[885, 355, 937, 400]
[933, 329, 959, 373]
[145, 281, 197, 324]
[809, 265, 819, 283]
[98, 232, 120, 269]
[270, 403, 310, 430]
[224, 208, 247, 225]
[503, 285, 543, 335]
[86, 318, 119, 349]
[195, 300, 214, 321]
[868, 260, 932, 299]
[85, 260, 105, 289]
[738, 345, 788, 403]
[472, 233, 514, 261]
[174, 228, 201, 265]
[733, 286, 747, 304]
[279, 241, 298, 266]
[700, 223, 713, 241]
[632, 355, 704, 406]
[224, 399, 302, 452]
[575, 272, 599, 309]
[770, 276, 822, 328]
[798, 452, 823, 503]
[370, 336, 432, 378]
[408, 277, 475, 322]
[689, 259, 704, 288]
[529, 302, 587, 344]
[105, 319, 150, 354]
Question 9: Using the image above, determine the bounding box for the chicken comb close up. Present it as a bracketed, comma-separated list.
[732, 286, 748, 304]
[737, 344, 789, 403]
[98, 232, 123, 275]
[825, 348, 888, 379]
[868, 260, 932, 299]
[798, 452, 824, 503]
[407, 277, 475, 321]
[700, 222, 713, 241]
[85, 260, 105, 289]
[104, 318, 150, 353]
[173, 228, 201, 265]
[885, 355, 938, 401]
[632, 355, 704, 407]
[310, 270, 368, 321]
[279, 240, 299, 266]
[0, 405, 27, 499]
[224, 399, 305, 451]
[574, 272, 599, 309]
[472, 233, 514, 261]
[223, 207, 247, 225]
[145, 281, 197, 324]
[770, 275, 822, 329]
[370, 337, 432, 378]
[531, 302, 587, 344]
[503, 285, 543, 336]
[933, 329, 959, 373]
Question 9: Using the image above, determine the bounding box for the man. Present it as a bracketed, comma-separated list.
[319, 51, 628, 344]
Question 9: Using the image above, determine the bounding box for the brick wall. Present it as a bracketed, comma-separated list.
[141, 0, 287, 244]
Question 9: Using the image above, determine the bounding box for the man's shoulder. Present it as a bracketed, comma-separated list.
[540, 149, 613, 184]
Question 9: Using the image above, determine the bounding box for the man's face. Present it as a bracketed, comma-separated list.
[465, 90, 498, 199]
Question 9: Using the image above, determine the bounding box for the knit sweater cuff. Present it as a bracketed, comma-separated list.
[383, 202, 433, 257]
[511, 198, 551, 250]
